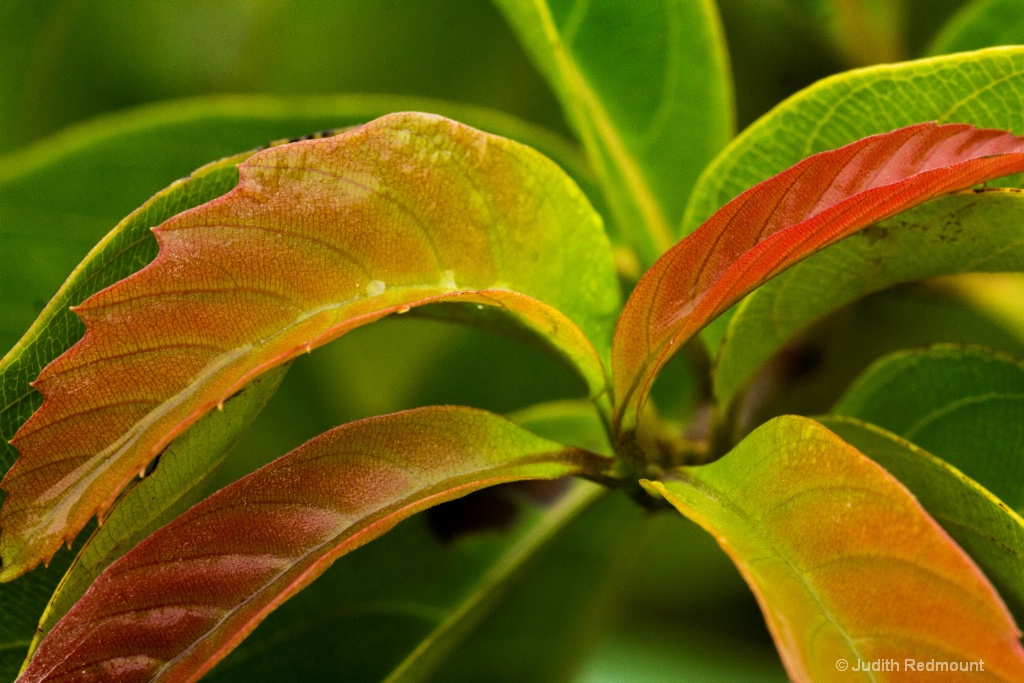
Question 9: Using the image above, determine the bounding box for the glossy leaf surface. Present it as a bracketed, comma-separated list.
[682, 47, 1024, 236]
[19, 406, 608, 683]
[613, 122, 1024, 437]
[494, 0, 733, 264]
[643, 415, 1024, 682]
[833, 345, 1024, 510]
[1, 112, 618, 579]
[821, 416, 1024, 621]
[712, 191, 1024, 410]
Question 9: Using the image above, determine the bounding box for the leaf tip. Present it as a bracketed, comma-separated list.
[638, 478, 665, 499]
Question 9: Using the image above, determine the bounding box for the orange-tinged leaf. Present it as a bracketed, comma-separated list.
[643, 416, 1024, 682]
[17, 405, 609, 683]
[0, 112, 619, 579]
[612, 122, 1024, 438]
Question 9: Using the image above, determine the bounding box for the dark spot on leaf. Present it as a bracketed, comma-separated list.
[861, 225, 889, 243]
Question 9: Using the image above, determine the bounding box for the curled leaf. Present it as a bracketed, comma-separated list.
[17, 405, 610, 683]
[613, 122, 1024, 440]
[0, 112, 619, 579]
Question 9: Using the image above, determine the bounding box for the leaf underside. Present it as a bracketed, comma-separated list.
[0, 112, 619, 579]
[612, 122, 1024, 439]
[18, 406, 608, 683]
[645, 415, 1024, 682]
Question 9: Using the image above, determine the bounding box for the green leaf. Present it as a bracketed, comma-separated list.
[927, 0, 1024, 56]
[712, 191, 1024, 412]
[0, 112, 619, 579]
[643, 415, 1024, 681]
[19, 406, 610, 682]
[0, 94, 594, 352]
[820, 415, 1024, 623]
[682, 46, 1024, 238]
[493, 0, 734, 264]
[832, 344, 1024, 511]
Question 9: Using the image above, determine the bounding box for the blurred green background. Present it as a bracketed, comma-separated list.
[3, 0, 1008, 681]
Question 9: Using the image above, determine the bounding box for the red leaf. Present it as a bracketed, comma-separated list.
[612, 122, 1024, 438]
[17, 406, 608, 683]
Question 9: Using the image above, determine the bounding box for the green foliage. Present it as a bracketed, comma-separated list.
[5, 2, 1024, 682]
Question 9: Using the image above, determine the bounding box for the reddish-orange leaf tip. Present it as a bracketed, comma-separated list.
[612, 122, 1024, 438]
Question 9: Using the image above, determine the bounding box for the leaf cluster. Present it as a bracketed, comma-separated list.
[5, 1, 1024, 681]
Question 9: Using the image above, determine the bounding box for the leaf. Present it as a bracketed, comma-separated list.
[201, 480, 619, 683]
[832, 344, 1024, 511]
[820, 415, 1024, 623]
[24, 365, 288, 666]
[682, 47, 1024, 237]
[0, 111, 619, 579]
[927, 0, 1024, 56]
[612, 122, 1024, 440]
[493, 0, 734, 264]
[642, 415, 1024, 682]
[712, 191, 1024, 411]
[203, 399, 618, 683]
[208, 394, 618, 682]
[18, 405, 610, 683]
[0, 93, 595, 352]
[722, 281, 1024, 432]
[938, 272, 1024, 349]
[0, 151, 249, 681]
